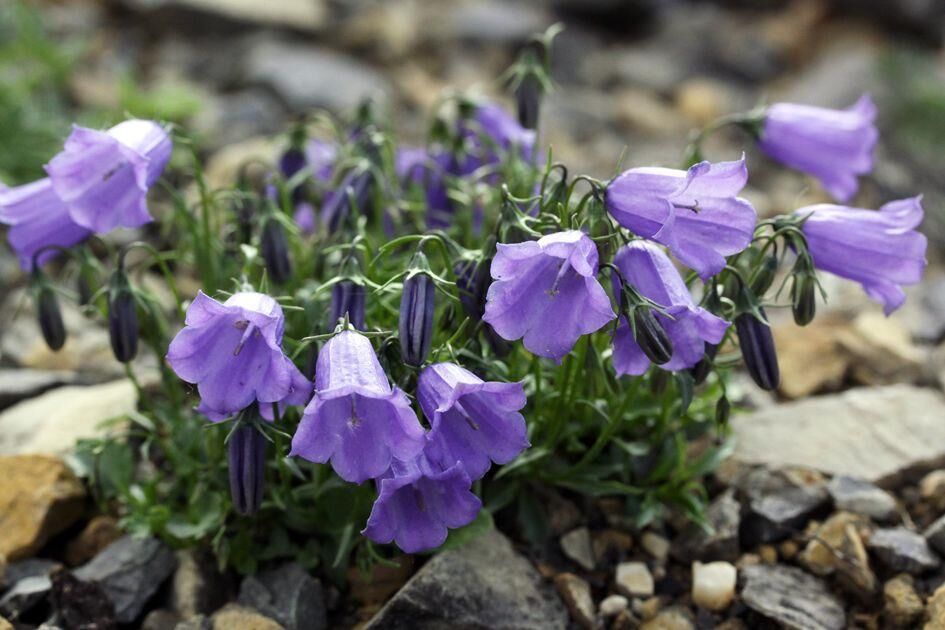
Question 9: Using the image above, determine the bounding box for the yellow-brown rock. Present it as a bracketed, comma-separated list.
[0, 455, 86, 561]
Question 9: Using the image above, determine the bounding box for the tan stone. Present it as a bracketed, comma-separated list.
[0, 616, 13, 630]
[212, 604, 284, 630]
[65, 516, 122, 567]
[800, 512, 875, 597]
[675, 78, 731, 126]
[925, 582, 945, 630]
[640, 606, 694, 630]
[641, 532, 670, 562]
[616, 561, 654, 597]
[615, 88, 684, 135]
[554, 573, 595, 629]
[691, 561, 737, 611]
[773, 317, 848, 399]
[0, 455, 86, 561]
[920, 470, 945, 512]
[884, 575, 923, 628]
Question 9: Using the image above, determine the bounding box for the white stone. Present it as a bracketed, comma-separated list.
[641, 532, 670, 561]
[560, 527, 595, 571]
[691, 561, 737, 611]
[616, 561, 654, 598]
[599, 594, 629, 617]
[732, 385, 945, 483]
[0, 380, 135, 455]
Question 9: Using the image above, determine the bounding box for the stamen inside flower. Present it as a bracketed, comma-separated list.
[673, 200, 701, 214]
[547, 259, 572, 298]
[233, 321, 256, 356]
[348, 399, 360, 427]
[455, 401, 479, 431]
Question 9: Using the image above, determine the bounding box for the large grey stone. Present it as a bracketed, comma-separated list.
[925, 514, 945, 555]
[121, 0, 326, 30]
[868, 527, 940, 575]
[75, 536, 177, 624]
[673, 489, 741, 562]
[237, 561, 326, 630]
[739, 468, 829, 545]
[731, 385, 945, 484]
[827, 475, 898, 522]
[0, 369, 75, 411]
[741, 564, 845, 630]
[365, 528, 567, 629]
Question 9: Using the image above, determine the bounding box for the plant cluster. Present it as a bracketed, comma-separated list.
[0, 28, 927, 575]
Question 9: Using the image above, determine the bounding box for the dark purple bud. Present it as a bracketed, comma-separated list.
[715, 395, 731, 427]
[791, 258, 817, 327]
[108, 271, 138, 363]
[279, 147, 308, 205]
[632, 307, 673, 366]
[37, 285, 66, 351]
[689, 343, 719, 385]
[454, 256, 491, 322]
[330, 280, 366, 330]
[228, 421, 267, 516]
[260, 218, 292, 284]
[399, 272, 435, 366]
[322, 168, 372, 234]
[735, 309, 780, 391]
[516, 72, 542, 130]
[77, 274, 93, 307]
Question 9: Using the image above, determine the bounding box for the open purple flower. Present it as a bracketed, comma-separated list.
[46, 120, 172, 232]
[259, 365, 313, 421]
[605, 157, 757, 279]
[798, 196, 927, 315]
[418, 362, 528, 481]
[759, 95, 877, 202]
[466, 101, 536, 167]
[166, 291, 305, 421]
[306, 139, 337, 181]
[290, 330, 426, 483]
[0, 179, 92, 270]
[483, 230, 615, 361]
[611, 242, 729, 376]
[362, 454, 481, 553]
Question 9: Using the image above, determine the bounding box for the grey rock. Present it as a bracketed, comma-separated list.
[243, 37, 390, 113]
[924, 514, 945, 555]
[740, 468, 829, 545]
[830, 0, 945, 39]
[120, 0, 326, 31]
[0, 369, 75, 411]
[0, 575, 53, 619]
[741, 564, 845, 630]
[868, 527, 940, 574]
[142, 608, 183, 630]
[75, 536, 177, 624]
[449, 1, 549, 44]
[827, 475, 898, 522]
[192, 90, 285, 151]
[237, 561, 326, 630]
[731, 385, 945, 484]
[674, 489, 741, 562]
[170, 550, 229, 618]
[773, 35, 882, 108]
[1, 558, 59, 588]
[560, 527, 595, 571]
[365, 527, 567, 629]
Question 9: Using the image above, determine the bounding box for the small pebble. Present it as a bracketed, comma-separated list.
[641, 532, 670, 562]
[779, 540, 799, 560]
[560, 527, 595, 571]
[758, 545, 778, 564]
[691, 561, 737, 612]
[616, 561, 655, 597]
[599, 594, 629, 617]
[553, 573, 595, 629]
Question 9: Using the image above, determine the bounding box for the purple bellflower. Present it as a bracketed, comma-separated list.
[611, 242, 729, 376]
[362, 453, 481, 554]
[396, 147, 453, 228]
[483, 230, 615, 361]
[465, 101, 536, 167]
[798, 196, 927, 315]
[759, 95, 877, 202]
[605, 157, 757, 279]
[0, 179, 92, 269]
[166, 291, 308, 422]
[46, 120, 172, 232]
[290, 330, 426, 483]
[418, 362, 528, 481]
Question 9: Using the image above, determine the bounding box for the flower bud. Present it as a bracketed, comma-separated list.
[77, 275, 93, 307]
[36, 285, 66, 351]
[516, 72, 542, 130]
[715, 396, 731, 427]
[228, 421, 267, 516]
[790, 259, 817, 327]
[632, 307, 673, 366]
[330, 280, 366, 330]
[260, 218, 292, 285]
[322, 168, 372, 234]
[689, 343, 719, 385]
[735, 309, 780, 391]
[108, 271, 138, 363]
[454, 256, 491, 322]
[750, 255, 779, 296]
[399, 270, 435, 366]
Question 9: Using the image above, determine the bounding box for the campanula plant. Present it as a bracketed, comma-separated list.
[10, 26, 928, 576]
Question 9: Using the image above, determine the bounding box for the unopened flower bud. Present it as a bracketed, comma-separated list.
[715, 396, 731, 427]
[77, 275, 93, 307]
[632, 306, 673, 366]
[228, 420, 267, 516]
[454, 256, 491, 322]
[791, 261, 817, 327]
[399, 268, 436, 367]
[330, 280, 366, 330]
[735, 309, 780, 391]
[516, 72, 542, 130]
[260, 218, 292, 285]
[108, 271, 138, 363]
[689, 343, 719, 385]
[36, 284, 66, 351]
[750, 255, 779, 296]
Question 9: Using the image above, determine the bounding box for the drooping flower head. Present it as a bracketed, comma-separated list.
[797, 196, 927, 315]
[396, 147, 453, 228]
[605, 157, 757, 279]
[418, 362, 528, 481]
[0, 179, 92, 269]
[362, 454, 481, 554]
[465, 101, 536, 167]
[611, 242, 729, 376]
[483, 230, 615, 361]
[46, 120, 172, 232]
[290, 330, 425, 483]
[166, 291, 308, 421]
[306, 139, 337, 182]
[759, 95, 877, 202]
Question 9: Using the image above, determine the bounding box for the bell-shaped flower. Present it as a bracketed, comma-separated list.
[396, 147, 453, 228]
[259, 365, 313, 421]
[759, 95, 877, 202]
[46, 120, 172, 232]
[466, 101, 536, 167]
[606, 157, 756, 280]
[306, 139, 337, 181]
[798, 196, 927, 315]
[362, 453, 481, 554]
[418, 362, 528, 481]
[166, 291, 305, 421]
[0, 179, 92, 270]
[483, 230, 615, 361]
[611, 242, 729, 376]
[290, 330, 426, 483]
